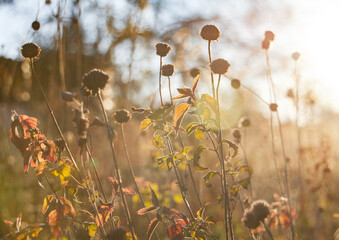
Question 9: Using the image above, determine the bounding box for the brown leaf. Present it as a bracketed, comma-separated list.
[122, 188, 135, 195]
[42, 195, 53, 214]
[191, 74, 200, 93]
[167, 224, 184, 240]
[172, 94, 188, 100]
[95, 203, 114, 227]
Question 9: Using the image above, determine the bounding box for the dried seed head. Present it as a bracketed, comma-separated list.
[156, 42, 171, 57]
[231, 79, 241, 89]
[239, 117, 251, 128]
[286, 89, 294, 99]
[269, 103, 278, 112]
[251, 200, 271, 221]
[242, 209, 261, 229]
[106, 227, 126, 240]
[200, 24, 221, 41]
[82, 69, 109, 94]
[210, 58, 230, 75]
[190, 68, 201, 78]
[261, 39, 271, 50]
[21, 42, 41, 59]
[113, 109, 131, 124]
[292, 52, 300, 61]
[265, 31, 275, 41]
[45, 0, 51, 4]
[32, 21, 40, 31]
[80, 84, 91, 97]
[232, 129, 241, 143]
[54, 138, 65, 152]
[162, 64, 175, 77]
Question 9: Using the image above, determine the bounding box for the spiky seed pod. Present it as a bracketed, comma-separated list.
[162, 64, 175, 77]
[155, 42, 171, 57]
[262, 39, 270, 50]
[210, 58, 230, 75]
[232, 129, 241, 143]
[269, 103, 278, 112]
[292, 52, 300, 61]
[32, 21, 40, 31]
[21, 43, 41, 59]
[242, 209, 261, 229]
[251, 200, 271, 221]
[231, 79, 241, 89]
[265, 31, 275, 41]
[200, 24, 221, 41]
[106, 227, 127, 240]
[190, 67, 201, 78]
[82, 69, 109, 94]
[113, 109, 131, 124]
[239, 117, 251, 128]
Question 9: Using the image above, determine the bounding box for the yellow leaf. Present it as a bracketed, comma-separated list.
[42, 195, 53, 214]
[61, 164, 70, 178]
[30, 227, 43, 237]
[140, 119, 152, 131]
[173, 194, 183, 204]
[174, 103, 190, 133]
[195, 129, 204, 140]
[153, 135, 165, 148]
[83, 223, 97, 237]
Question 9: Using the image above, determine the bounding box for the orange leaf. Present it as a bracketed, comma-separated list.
[3, 220, 13, 227]
[172, 94, 188, 100]
[174, 103, 190, 133]
[191, 74, 200, 93]
[95, 203, 114, 226]
[167, 224, 184, 240]
[137, 206, 157, 215]
[122, 188, 135, 195]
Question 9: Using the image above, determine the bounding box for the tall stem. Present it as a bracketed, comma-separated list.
[158, 56, 164, 107]
[97, 92, 136, 240]
[216, 74, 232, 240]
[262, 220, 275, 240]
[120, 124, 159, 240]
[168, 76, 173, 106]
[208, 40, 215, 98]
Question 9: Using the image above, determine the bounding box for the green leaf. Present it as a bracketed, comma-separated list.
[203, 171, 219, 187]
[193, 145, 208, 171]
[195, 129, 204, 140]
[238, 178, 250, 189]
[153, 135, 165, 148]
[140, 119, 152, 131]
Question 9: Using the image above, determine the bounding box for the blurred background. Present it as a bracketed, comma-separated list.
[0, 0, 338, 239]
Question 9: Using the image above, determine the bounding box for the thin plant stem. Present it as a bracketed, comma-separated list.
[168, 76, 173, 106]
[120, 124, 160, 240]
[239, 143, 253, 200]
[208, 40, 215, 98]
[30, 60, 82, 180]
[159, 56, 164, 107]
[262, 220, 275, 240]
[216, 74, 232, 240]
[43, 173, 60, 200]
[97, 92, 136, 240]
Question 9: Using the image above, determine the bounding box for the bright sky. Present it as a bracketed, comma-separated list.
[0, 0, 338, 116]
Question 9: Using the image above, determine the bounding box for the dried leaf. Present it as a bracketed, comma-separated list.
[223, 139, 239, 158]
[153, 135, 165, 148]
[193, 145, 208, 171]
[195, 129, 204, 140]
[95, 203, 114, 226]
[238, 178, 250, 189]
[122, 188, 136, 195]
[174, 103, 190, 133]
[150, 186, 160, 207]
[167, 224, 184, 240]
[205, 216, 216, 224]
[137, 206, 157, 215]
[147, 218, 160, 240]
[42, 195, 53, 214]
[140, 119, 152, 131]
[203, 171, 219, 187]
[191, 74, 201, 93]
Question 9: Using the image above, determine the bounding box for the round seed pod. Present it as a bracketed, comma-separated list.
[190, 67, 201, 78]
[155, 42, 171, 57]
[200, 24, 221, 41]
[286, 88, 294, 99]
[239, 117, 251, 128]
[45, 0, 51, 4]
[231, 79, 241, 89]
[32, 21, 40, 31]
[82, 69, 109, 94]
[291, 52, 300, 61]
[269, 103, 278, 112]
[232, 129, 241, 143]
[162, 64, 175, 77]
[251, 200, 271, 222]
[242, 209, 261, 229]
[262, 39, 270, 50]
[265, 31, 275, 41]
[113, 109, 131, 124]
[210, 58, 230, 75]
[21, 42, 41, 59]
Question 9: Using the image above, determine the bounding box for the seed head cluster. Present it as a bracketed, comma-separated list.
[242, 200, 271, 229]
[21, 42, 41, 59]
[113, 109, 131, 124]
[262, 30, 275, 50]
[82, 69, 109, 95]
[200, 24, 221, 41]
[210, 58, 230, 75]
[190, 68, 201, 78]
[162, 64, 175, 77]
[156, 42, 171, 57]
